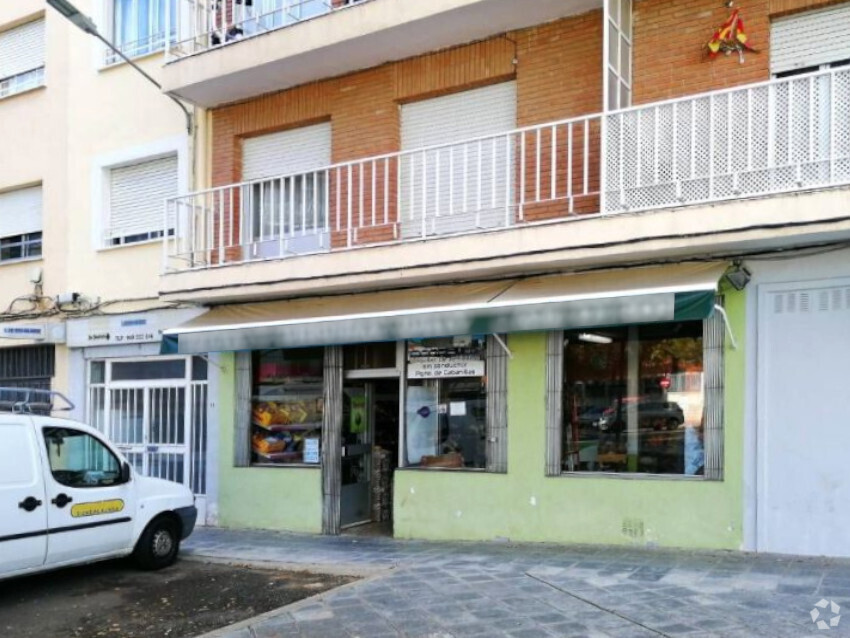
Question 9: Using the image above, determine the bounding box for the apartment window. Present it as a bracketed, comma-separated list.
[241, 123, 331, 258]
[0, 186, 42, 263]
[110, 0, 175, 64]
[770, 3, 850, 77]
[605, 0, 632, 109]
[106, 154, 177, 246]
[546, 312, 724, 478]
[0, 19, 45, 100]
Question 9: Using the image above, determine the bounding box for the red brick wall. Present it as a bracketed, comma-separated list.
[211, 11, 606, 246]
[632, 0, 771, 104]
[769, 0, 846, 16]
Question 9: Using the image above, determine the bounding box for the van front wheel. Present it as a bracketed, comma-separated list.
[133, 516, 180, 570]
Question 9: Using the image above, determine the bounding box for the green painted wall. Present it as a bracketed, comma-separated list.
[215, 353, 323, 533]
[394, 287, 746, 549]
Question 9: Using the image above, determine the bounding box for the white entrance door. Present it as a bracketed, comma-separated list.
[758, 279, 850, 556]
[87, 357, 209, 522]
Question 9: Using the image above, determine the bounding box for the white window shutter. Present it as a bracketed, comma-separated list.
[771, 3, 850, 74]
[0, 19, 45, 80]
[242, 122, 332, 181]
[0, 186, 42, 239]
[400, 81, 517, 236]
[108, 155, 178, 241]
[401, 81, 517, 150]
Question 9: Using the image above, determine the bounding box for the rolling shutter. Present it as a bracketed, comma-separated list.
[401, 81, 517, 151]
[400, 81, 517, 236]
[108, 155, 178, 240]
[0, 19, 45, 80]
[771, 3, 850, 74]
[242, 122, 332, 181]
[0, 185, 42, 239]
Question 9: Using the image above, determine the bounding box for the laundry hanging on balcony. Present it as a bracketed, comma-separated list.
[706, 7, 758, 63]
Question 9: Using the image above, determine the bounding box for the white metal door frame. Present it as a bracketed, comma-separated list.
[86, 356, 208, 506]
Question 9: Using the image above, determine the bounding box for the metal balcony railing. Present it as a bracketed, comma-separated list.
[163, 67, 850, 272]
[605, 65, 850, 212]
[166, 0, 370, 60]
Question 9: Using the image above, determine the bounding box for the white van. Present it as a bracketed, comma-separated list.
[0, 388, 197, 580]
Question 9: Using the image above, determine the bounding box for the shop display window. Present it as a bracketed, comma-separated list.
[404, 336, 487, 469]
[251, 348, 324, 466]
[563, 322, 704, 476]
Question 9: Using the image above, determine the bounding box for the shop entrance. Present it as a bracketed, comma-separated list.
[341, 378, 400, 531]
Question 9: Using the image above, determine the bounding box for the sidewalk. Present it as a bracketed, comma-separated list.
[185, 528, 850, 638]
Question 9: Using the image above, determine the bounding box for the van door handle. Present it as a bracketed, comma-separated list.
[51, 493, 73, 508]
[18, 497, 43, 512]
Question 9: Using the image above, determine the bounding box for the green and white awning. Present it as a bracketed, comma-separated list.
[162, 262, 727, 355]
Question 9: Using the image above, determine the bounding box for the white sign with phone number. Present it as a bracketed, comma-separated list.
[408, 358, 485, 379]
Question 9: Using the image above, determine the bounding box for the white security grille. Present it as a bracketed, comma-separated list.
[605, 67, 850, 212]
[0, 185, 42, 239]
[400, 82, 517, 237]
[771, 3, 850, 75]
[87, 357, 208, 497]
[108, 154, 178, 242]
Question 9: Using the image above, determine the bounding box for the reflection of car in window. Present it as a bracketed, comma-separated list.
[596, 398, 685, 432]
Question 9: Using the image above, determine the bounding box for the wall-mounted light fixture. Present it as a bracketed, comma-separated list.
[578, 332, 613, 345]
[724, 261, 752, 291]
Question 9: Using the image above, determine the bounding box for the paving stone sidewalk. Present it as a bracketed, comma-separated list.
[185, 528, 850, 638]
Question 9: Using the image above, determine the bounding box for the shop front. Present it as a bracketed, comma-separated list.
[164, 262, 745, 548]
[66, 308, 214, 522]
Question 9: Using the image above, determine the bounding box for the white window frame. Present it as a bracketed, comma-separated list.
[92, 135, 188, 251]
[96, 0, 174, 67]
[0, 17, 46, 101]
[0, 184, 44, 265]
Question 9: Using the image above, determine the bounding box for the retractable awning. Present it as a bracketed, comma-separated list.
[162, 262, 728, 355]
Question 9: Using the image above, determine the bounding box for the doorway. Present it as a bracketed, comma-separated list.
[340, 378, 400, 532]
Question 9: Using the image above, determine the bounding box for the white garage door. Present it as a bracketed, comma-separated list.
[758, 279, 850, 556]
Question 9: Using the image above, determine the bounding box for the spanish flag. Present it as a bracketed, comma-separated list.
[706, 8, 758, 59]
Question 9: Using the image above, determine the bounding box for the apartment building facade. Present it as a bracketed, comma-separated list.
[4, 0, 849, 556]
[0, 0, 214, 521]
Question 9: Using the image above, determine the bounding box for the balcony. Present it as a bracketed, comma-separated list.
[161, 0, 600, 107]
[161, 68, 850, 302]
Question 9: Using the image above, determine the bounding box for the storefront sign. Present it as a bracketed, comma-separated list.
[67, 309, 206, 348]
[303, 438, 320, 464]
[408, 358, 485, 379]
[1, 324, 45, 340]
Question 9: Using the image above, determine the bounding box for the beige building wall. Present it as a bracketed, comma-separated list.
[0, 0, 202, 396]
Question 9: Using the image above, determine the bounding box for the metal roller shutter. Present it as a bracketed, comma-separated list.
[0, 19, 45, 80]
[109, 155, 178, 241]
[0, 185, 42, 239]
[771, 3, 850, 74]
[242, 122, 332, 181]
[400, 82, 517, 237]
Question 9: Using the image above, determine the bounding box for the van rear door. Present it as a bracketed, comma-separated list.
[0, 419, 47, 575]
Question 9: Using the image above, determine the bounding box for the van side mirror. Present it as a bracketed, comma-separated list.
[120, 462, 132, 484]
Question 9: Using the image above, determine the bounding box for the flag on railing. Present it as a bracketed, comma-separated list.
[706, 8, 758, 63]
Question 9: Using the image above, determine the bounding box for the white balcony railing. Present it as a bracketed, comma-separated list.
[606, 66, 850, 212]
[166, 0, 369, 60]
[164, 67, 850, 272]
